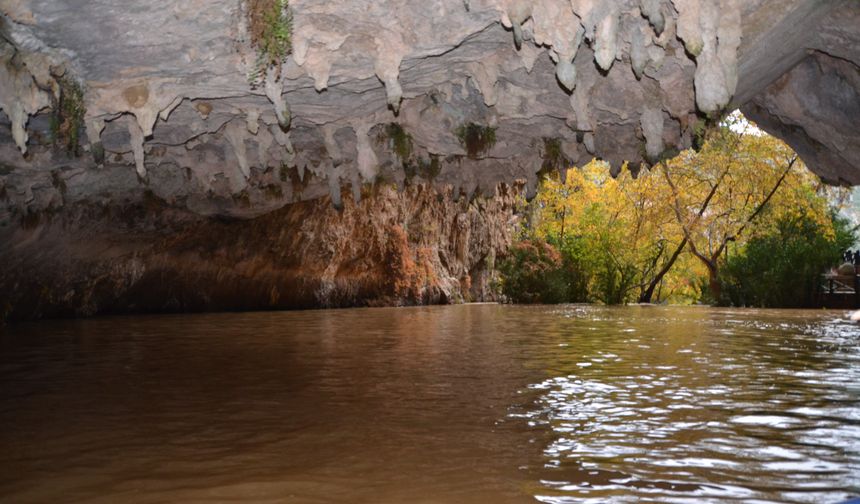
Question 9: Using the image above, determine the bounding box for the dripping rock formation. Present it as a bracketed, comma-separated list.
[0, 184, 521, 321]
[0, 0, 859, 319]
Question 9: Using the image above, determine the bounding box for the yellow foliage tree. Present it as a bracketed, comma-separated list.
[660, 117, 838, 301]
[522, 114, 848, 305]
[533, 161, 689, 303]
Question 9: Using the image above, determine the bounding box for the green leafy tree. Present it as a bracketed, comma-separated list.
[721, 212, 856, 307]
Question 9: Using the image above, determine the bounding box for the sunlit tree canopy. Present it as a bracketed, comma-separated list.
[502, 114, 855, 306]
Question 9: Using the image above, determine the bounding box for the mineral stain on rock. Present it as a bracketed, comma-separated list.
[0, 183, 522, 322]
[122, 84, 149, 109]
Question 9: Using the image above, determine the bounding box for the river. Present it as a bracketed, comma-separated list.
[0, 305, 858, 503]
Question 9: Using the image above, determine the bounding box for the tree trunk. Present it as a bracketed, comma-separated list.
[639, 236, 688, 303]
[559, 207, 566, 241]
[707, 263, 721, 303]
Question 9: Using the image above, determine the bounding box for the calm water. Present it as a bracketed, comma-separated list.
[1, 305, 859, 503]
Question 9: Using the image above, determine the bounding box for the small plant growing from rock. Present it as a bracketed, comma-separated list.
[417, 155, 441, 180]
[50, 75, 86, 156]
[380, 123, 414, 162]
[540, 137, 568, 174]
[247, 0, 292, 86]
[690, 113, 727, 152]
[455, 123, 496, 159]
[403, 155, 442, 182]
[692, 117, 708, 151]
[376, 124, 442, 183]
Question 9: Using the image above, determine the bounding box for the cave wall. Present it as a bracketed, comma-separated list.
[0, 183, 522, 322]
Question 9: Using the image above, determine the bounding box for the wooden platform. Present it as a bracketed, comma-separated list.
[820, 273, 860, 309]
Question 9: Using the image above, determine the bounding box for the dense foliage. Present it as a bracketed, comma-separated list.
[498, 240, 568, 304]
[499, 115, 855, 307]
[721, 213, 856, 308]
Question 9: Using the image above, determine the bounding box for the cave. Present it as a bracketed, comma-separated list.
[2, 2, 860, 503]
[1, 0, 859, 319]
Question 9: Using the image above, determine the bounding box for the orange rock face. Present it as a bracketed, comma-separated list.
[0, 183, 523, 322]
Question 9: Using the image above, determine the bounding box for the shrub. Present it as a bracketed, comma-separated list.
[540, 137, 567, 174]
[383, 123, 413, 162]
[455, 123, 496, 159]
[499, 240, 569, 303]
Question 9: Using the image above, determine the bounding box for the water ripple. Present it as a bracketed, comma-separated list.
[513, 307, 860, 503]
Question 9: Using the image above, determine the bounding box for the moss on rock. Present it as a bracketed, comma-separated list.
[455, 123, 496, 159]
[247, 0, 292, 84]
[50, 76, 86, 156]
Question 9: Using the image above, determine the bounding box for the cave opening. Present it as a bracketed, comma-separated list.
[1, 1, 860, 503]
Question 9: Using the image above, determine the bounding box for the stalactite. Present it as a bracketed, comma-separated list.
[672, 0, 704, 57]
[375, 37, 405, 115]
[505, 2, 532, 50]
[224, 121, 250, 180]
[265, 67, 291, 130]
[127, 119, 147, 178]
[245, 108, 260, 135]
[382, 76, 403, 115]
[327, 162, 343, 210]
[640, 0, 665, 35]
[556, 59, 577, 92]
[354, 122, 379, 181]
[593, 8, 619, 71]
[630, 21, 650, 80]
[0, 49, 51, 155]
[640, 107, 664, 162]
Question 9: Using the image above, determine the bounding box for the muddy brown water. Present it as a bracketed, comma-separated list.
[0, 305, 858, 503]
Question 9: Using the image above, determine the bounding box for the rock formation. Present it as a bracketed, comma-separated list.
[0, 0, 858, 319]
[1, 0, 859, 218]
[0, 183, 521, 321]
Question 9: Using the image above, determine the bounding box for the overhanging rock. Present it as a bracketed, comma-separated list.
[1, 0, 859, 219]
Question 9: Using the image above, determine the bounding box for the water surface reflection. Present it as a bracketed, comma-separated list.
[510, 306, 860, 503]
[0, 305, 858, 503]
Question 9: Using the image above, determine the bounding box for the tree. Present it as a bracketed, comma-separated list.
[501, 113, 851, 307]
[660, 119, 815, 303]
[531, 161, 688, 304]
[721, 211, 856, 307]
[498, 240, 570, 303]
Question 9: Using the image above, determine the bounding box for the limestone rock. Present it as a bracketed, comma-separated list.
[0, 0, 856, 221]
[0, 183, 523, 321]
